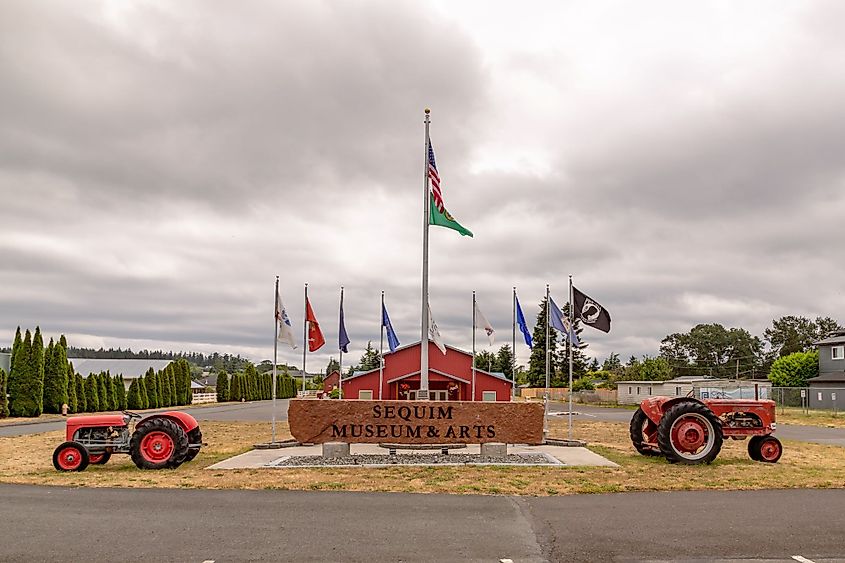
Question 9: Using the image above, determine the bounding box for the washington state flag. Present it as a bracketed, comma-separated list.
[429, 194, 473, 237]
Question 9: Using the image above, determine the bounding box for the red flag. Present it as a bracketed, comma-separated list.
[305, 298, 325, 352]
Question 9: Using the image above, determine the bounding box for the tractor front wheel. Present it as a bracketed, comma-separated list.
[657, 402, 723, 464]
[88, 452, 112, 465]
[748, 435, 782, 463]
[130, 418, 188, 470]
[53, 441, 90, 472]
[629, 408, 660, 456]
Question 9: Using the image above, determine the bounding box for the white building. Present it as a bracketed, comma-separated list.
[617, 376, 771, 405]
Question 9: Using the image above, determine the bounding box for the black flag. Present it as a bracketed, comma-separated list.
[572, 286, 611, 333]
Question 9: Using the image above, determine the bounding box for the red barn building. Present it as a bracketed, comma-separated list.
[323, 370, 340, 394]
[339, 341, 513, 401]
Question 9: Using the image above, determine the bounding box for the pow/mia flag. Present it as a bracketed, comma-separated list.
[572, 286, 611, 333]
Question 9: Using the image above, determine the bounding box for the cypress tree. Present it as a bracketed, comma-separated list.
[244, 364, 257, 401]
[155, 370, 165, 406]
[31, 327, 45, 414]
[85, 374, 100, 412]
[43, 338, 70, 414]
[115, 375, 127, 410]
[75, 372, 87, 413]
[216, 371, 229, 402]
[10, 327, 21, 375]
[144, 368, 159, 409]
[0, 368, 9, 417]
[98, 372, 110, 412]
[126, 379, 141, 410]
[169, 365, 177, 405]
[66, 361, 78, 414]
[138, 376, 149, 409]
[159, 369, 171, 407]
[230, 372, 241, 402]
[9, 330, 35, 417]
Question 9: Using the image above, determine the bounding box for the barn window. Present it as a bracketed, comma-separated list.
[832, 346, 844, 360]
[358, 390, 373, 400]
[628, 386, 632, 394]
[482, 391, 497, 402]
[636, 386, 640, 394]
[647, 387, 652, 395]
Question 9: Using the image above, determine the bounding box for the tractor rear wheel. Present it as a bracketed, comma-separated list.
[749, 435, 782, 463]
[53, 441, 90, 472]
[657, 401, 723, 464]
[629, 408, 660, 456]
[130, 418, 188, 470]
[88, 452, 112, 465]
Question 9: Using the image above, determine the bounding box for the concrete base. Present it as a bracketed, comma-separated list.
[322, 442, 350, 458]
[480, 442, 507, 457]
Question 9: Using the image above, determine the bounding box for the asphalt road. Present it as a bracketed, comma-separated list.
[3, 400, 845, 447]
[1, 484, 843, 562]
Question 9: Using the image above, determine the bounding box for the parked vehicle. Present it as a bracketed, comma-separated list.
[52, 411, 203, 471]
[630, 396, 781, 464]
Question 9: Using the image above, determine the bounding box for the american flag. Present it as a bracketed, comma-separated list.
[428, 140, 444, 213]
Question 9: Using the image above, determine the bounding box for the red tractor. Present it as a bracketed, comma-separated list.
[630, 396, 782, 464]
[52, 411, 203, 472]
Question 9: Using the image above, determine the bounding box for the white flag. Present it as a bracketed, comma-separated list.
[276, 290, 298, 349]
[474, 300, 495, 346]
[428, 303, 447, 355]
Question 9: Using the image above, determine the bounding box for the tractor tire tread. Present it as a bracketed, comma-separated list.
[130, 417, 188, 470]
[657, 401, 723, 465]
[629, 408, 660, 456]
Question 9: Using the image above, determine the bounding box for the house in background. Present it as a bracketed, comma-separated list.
[808, 330, 845, 410]
[616, 375, 771, 405]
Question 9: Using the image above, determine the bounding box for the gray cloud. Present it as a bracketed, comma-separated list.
[2, 1, 844, 372]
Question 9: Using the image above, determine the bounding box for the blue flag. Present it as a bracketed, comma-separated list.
[339, 291, 350, 353]
[515, 295, 532, 348]
[549, 296, 581, 346]
[382, 303, 400, 353]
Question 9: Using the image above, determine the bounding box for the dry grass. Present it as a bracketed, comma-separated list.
[2, 418, 845, 496]
[776, 407, 845, 428]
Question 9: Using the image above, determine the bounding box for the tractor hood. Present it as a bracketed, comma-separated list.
[66, 414, 126, 441]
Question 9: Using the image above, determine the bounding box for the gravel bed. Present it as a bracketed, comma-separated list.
[271, 453, 557, 467]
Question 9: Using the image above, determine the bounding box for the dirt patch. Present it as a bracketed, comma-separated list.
[1, 419, 843, 495]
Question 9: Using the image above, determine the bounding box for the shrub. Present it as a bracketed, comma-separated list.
[768, 350, 819, 387]
[571, 377, 595, 392]
[216, 371, 229, 402]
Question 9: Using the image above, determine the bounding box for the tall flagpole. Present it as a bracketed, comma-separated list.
[512, 287, 516, 401]
[338, 286, 344, 400]
[544, 283, 550, 436]
[272, 276, 279, 443]
[420, 108, 431, 400]
[472, 290, 477, 401]
[379, 291, 385, 400]
[568, 275, 574, 440]
[302, 283, 308, 395]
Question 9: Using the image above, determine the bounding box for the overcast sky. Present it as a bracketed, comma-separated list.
[2, 1, 844, 371]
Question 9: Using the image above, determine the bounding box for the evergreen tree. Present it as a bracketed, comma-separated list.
[160, 369, 172, 407]
[75, 372, 87, 413]
[85, 374, 100, 412]
[115, 375, 127, 410]
[138, 376, 149, 409]
[553, 302, 589, 381]
[31, 327, 45, 414]
[126, 379, 142, 410]
[108, 375, 119, 410]
[168, 365, 177, 405]
[98, 372, 110, 412]
[230, 372, 242, 401]
[356, 342, 381, 372]
[325, 358, 340, 376]
[527, 298, 558, 387]
[9, 329, 40, 417]
[495, 344, 515, 378]
[66, 361, 78, 414]
[10, 327, 21, 375]
[43, 338, 70, 413]
[216, 371, 229, 402]
[174, 361, 187, 405]
[0, 368, 8, 418]
[144, 368, 159, 408]
[244, 363, 258, 401]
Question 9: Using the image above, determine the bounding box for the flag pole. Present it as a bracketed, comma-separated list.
[512, 287, 516, 401]
[379, 291, 385, 400]
[420, 108, 431, 400]
[338, 286, 344, 400]
[302, 283, 308, 396]
[272, 275, 279, 443]
[544, 283, 550, 437]
[568, 275, 574, 440]
[472, 290, 477, 401]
